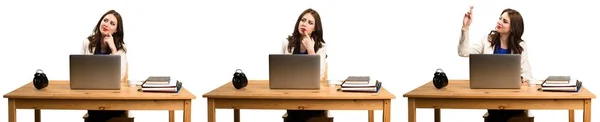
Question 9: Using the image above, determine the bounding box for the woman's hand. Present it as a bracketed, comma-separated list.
[301, 31, 316, 54]
[521, 81, 529, 86]
[104, 34, 117, 53]
[463, 6, 473, 29]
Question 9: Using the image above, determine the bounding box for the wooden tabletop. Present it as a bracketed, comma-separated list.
[3, 80, 196, 100]
[403, 80, 596, 99]
[203, 80, 396, 99]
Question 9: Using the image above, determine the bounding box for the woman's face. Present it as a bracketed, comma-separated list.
[100, 14, 118, 36]
[495, 12, 511, 34]
[298, 13, 316, 36]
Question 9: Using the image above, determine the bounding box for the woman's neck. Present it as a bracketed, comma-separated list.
[499, 34, 509, 49]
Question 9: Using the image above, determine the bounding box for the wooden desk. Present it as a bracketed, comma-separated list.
[3, 80, 196, 122]
[202, 80, 396, 122]
[403, 80, 596, 122]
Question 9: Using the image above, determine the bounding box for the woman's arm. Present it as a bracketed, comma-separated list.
[458, 28, 485, 57]
[316, 44, 327, 79]
[81, 40, 91, 54]
[111, 45, 128, 82]
[519, 42, 534, 84]
[282, 40, 289, 54]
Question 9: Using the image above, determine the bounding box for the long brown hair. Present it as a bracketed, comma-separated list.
[286, 8, 325, 53]
[487, 8, 524, 54]
[87, 10, 126, 53]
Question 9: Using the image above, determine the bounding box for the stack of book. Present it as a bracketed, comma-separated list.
[140, 76, 183, 93]
[339, 76, 382, 93]
[540, 76, 582, 92]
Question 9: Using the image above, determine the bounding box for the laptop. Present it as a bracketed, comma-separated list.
[69, 54, 122, 90]
[469, 54, 521, 89]
[268, 54, 321, 89]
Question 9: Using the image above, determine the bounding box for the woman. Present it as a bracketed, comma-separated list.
[459, 6, 533, 122]
[81, 10, 129, 122]
[282, 8, 327, 122]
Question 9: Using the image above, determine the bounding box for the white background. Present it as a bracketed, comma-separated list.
[1, 0, 599, 122]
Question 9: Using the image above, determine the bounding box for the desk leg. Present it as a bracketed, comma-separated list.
[234, 109, 240, 122]
[569, 109, 574, 122]
[434, 108, 440, 122]
[8, 98, 16, 122]
[184, 100, 191, 122]
[368, 110, 374, 122]
[584, 99, 591, 122]
[35, 109, 41, 122]
[208, 98, 215, 122]
[383, 99, 391, 122]
[169, 110, 175, 122]
[408, 98, 416, 122]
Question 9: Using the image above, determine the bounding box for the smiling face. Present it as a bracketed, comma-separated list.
[297, 13, 316, 36]
[99, 14, 118, 36]
[495, 12, 511, 34]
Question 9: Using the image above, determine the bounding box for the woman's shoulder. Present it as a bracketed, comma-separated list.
[517, 40, 528, 50]
[81, 39, 92, 54]
[82, 38, 90, 45]
[121, 43, 128, 48]
[519, 40, 527, 46]
[281, 39, 290, 49]
[481, 34, 492, 43]
[282, 39, 289, 45]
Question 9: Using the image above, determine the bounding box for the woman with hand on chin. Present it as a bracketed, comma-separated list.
[81, 10, 129, 122]
[458, 6, 533, 122]
[282, 8, 327, 122]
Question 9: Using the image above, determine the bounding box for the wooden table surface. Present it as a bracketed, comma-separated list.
[203, 80, 396, 122]
[403, 80, 595, 122]
[4, 80, 196, 99]
[403, 80, 595, 99]
[4, 80, 196, 122]
[203, 80, 396, 99]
